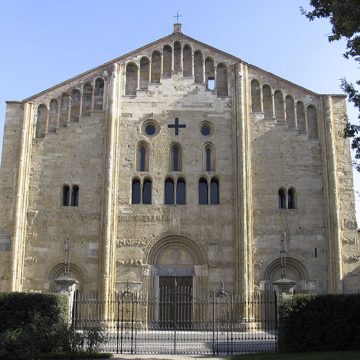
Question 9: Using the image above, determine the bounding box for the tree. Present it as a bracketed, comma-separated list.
[302, 0, 360, 170]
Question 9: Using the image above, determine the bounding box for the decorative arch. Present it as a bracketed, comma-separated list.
[70, 89, 81, 122]
[94, 77, 104, 110]
[174, 41, 181, 72]
[151, 51, 161, 83]
[183, 44, 192, 76]
[307, 105, 319, 139]
[140, 56, 150, 89]
[263, 84, 272, 118]
[251, 79, 261, 112]
[147, 235, 207, 267]
[205, 57, 215, 90]
[82, 82, 93, 115]
[285, 95, 295, 129]
[170, 142, 182, 171]
[263, 257, 309, 284]
[274, 90, 285, 121]
[216, 63, 228, 97]
[36, 104, 48, 138]
[59, 93, 69, 127]
[203, 143, 215, 172]
[163, 45, 172, 78]
[126, 63, 138, 95]
[48, 99, 58, 132]
[48, 262, 86, 292]
[137, 141, 149, 171]
[297, 101, 306, 133]
[194, 50, 203, 83]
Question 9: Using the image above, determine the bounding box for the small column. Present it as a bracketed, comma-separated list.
[271, 92, 276, 120]
[79, 88, 83, 116]
[137, 64, 141, 90]
[294, 102, 298, 129]
[171, 46, 175, 72]
[67, 95, 72, 123]
[203, 57, 206, 84]
[191, 52, 195, 79]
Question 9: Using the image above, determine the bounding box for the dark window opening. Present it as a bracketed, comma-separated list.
[165, 178, 175, 205]
[279, 188, 286, 209]
[199, 178, 208, 205]
[71, 185, 79, 207]
[210, 178, 219, 205]
[132, 179, 141, 204]
[288, 188, 296, 209]
[176, 178, 186, 204]
[63, 185, 70, 206]
[143, 179, 152, 204]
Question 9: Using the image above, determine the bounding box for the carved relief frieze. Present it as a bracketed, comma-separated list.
[254, 209, 306, 216]
[116, 259, 143, 266]
[343, 254, 360, 263]
[344, 220, 358, 230]
[116, 238, 147, 247]
[342, 236, 357, 245]
[119, 215, 169, 223]
[25, 256, 45, 264]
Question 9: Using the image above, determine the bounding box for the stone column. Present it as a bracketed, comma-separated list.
[11, 102, 34, 291]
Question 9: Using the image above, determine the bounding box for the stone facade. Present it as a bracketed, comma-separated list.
[0, 25, 359, 304]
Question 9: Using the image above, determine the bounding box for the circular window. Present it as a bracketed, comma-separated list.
[200, 121, 214, 136]
[142, 120, 159, 137]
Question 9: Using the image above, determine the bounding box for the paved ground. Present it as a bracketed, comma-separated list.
[112, 355, 227, 360]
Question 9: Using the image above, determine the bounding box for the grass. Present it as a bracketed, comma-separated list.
[228, 352, 360, 360]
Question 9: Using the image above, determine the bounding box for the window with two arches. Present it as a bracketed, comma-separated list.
[278, 187, 296, 209]
[62, 185, 79, 207]
[132, 178, 152, 204]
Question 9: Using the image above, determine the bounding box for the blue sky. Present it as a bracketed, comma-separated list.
[0, 0, 359, 220]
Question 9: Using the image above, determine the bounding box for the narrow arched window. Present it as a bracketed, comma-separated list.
[170, 143, 181, 171]
[199, 178, 208, 205]
[132, 179, 141, 204]
[71, 89, 81, 122]
[263, 85, 272, 118]
[251, 80, 261, 112]
[49, 99, 58, 132]
[126, 63, 138, 95]
[71, 185, 79, 207]
[307, 105, 319, 139]
[183, 44, 192, 77]
[143, 179, 152, 204]
[216, 63, 228, 97]
[165, 178, 175, 205]
[60, 93, 69, 127]
[36, 104, 48, 138]
[140, 57, 150, 89]
[63, 185, 70, 206]
[82, 83, 93, 115]
[274, 90, 285, 121]
[205, 57, 215, 90]
[204, 144, 214, 172]
[174, 41, 181, 72]
[210, 178, 219, 205]
[286, 95, 295, 129]
[137, 142, 149, 171]
[279, 188, 286, 209]
[176, 178, 186, 204]
[194, 50, 203, 83]
[297, 101, 306, 133]
[288, 187, 296, 209]
[94, 77, 104, 110]
[163, 45, 172, 78]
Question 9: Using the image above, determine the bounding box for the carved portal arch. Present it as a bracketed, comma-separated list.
[48, 262, 86, 292]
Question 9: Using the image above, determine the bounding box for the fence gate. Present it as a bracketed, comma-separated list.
[72, 288, 278, 355]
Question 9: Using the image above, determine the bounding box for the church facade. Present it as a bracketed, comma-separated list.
[0, 24, 359, 302]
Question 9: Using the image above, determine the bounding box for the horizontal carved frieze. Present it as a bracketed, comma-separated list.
[119, 215, 169, 223]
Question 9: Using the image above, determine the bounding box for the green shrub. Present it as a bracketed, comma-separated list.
[279, 294, 360, 352]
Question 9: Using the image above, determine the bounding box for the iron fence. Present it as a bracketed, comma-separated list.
[72, 287, 278, 355]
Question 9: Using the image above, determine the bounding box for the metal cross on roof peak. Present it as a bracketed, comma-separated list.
[174, 11, 182, 23]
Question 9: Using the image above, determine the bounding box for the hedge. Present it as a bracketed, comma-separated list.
[279, 294, 360, 352]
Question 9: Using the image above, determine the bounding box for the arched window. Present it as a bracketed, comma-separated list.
[307, 105, 319, 139]
[205, 57, 215, 90]
[297, 101, 306, 133]
[82, 83, 93, 116]
[174, 41, 181, 72]
[140, 57, 150, 89]
[165, 178, 175, 205]
[49, 99, 58, 132]
[274, 90, 285, 121]
[71, 89, 81, 122]
[94, 77, 104, 110]
[36, 104, 48, 138]
[204, 144, 214, 172]
[210, 178, 219, 205]
[132, 179, 141, 204]
[170, 143, 181, 171]
[126, 63, 138, 95]
[71, 185, 79, 207]
[279, 188, 286, 209]
[194, 50, 203, 83]
[143, 179, 152, 204]
[63, 185, 70, 206]
[60, 93, 69, 127]
[288, 187, 296, 209]
[286, 95, 295, 129]
[216, 63, 228, 97]
[176, 177, 186, 204]
[151, 51, 161, 83]
[263, 85, 272, 118]
[251, 80, 261, 112]
[163, 46, 172, 78]
[199, 178, 208, 205]
[183, 44, 192, 77]
[137, 142, 149, 171]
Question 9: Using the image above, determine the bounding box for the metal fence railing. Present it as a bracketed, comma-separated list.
[72, 288, 278, 355]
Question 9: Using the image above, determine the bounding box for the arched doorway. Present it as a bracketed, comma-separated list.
[48, 262, 85, 293]
[146, 236, 208, 328]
